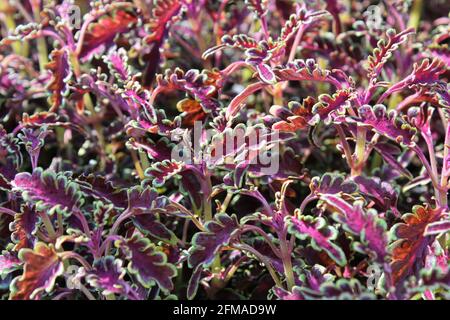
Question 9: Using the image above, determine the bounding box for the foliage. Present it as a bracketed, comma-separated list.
[0, 0, 448, 300]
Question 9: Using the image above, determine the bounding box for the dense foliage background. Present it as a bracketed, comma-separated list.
[0, 0, 449, 300]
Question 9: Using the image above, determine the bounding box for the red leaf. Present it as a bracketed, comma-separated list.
[391, 205, 444, 285]
[10, 243, 63, 300]
[79, 10, 137, 61]
[45, 48, 71, 112]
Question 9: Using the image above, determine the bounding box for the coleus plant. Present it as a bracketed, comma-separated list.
[0, 0, 449, 300]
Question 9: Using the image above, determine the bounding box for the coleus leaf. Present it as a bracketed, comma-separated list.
[76, 174, 128, 209]
[352, 175, 399, 216]
[320, 195, 388, 262]
[309, 173, 358, 196]
[404, 58, 447, 88]
[92, 201, 115, 229]
[0, 250, 21, 277]
[155, 68, 221, 112]
[203, 34, 258, 58]
[311, 278, 375, 300]
[105, 47, 130, 83]
[373, 143, 413, 179]
[286, 214, 347, 266]
[355, 104, 417, 147]
[310, 89, 355, 125]
[176, 98, 207, 126]
[245, 0, 269, 17]
[144, 0, 184, 44]
[255, 63, 277, 85]
[45, 48, 71, 111]
[126, 186, 177, 244]
[126, 137, 174, 162]
[11, 168, 85, 216]
[86, 256, 130, 297]
[127, 185, 159, 210]
[10, 243, 64, 300]
[270, 97, 316, 132]
[277, 9, 330, 43]
[274, 59, 350, 89]
[186, 264, 203, 300]
[18, 126, 49, 170]
[413, 266, 450, 297]
[378, 58, 447, 103]
[424, 219, 450, 236]
[366, 28, 415, 80]
[0, 125, 23, 169]
[390, 205, 444, 285]
[144, 160, 184, 187]
[0, 22, 39, 45]
[132, 214, 177, 245]
[188, 214, 240, 268]
[115, 234, 177, 291]
[9, 205, 39, 252]
[79, 10, 138, 61]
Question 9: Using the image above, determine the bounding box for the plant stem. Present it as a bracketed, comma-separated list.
[233, 243, 283, 288]
[0, 206, 16, 217]
[439, 122, 450, 208]
[279, 228, 295, 291]
[131, 149, 145, 180]
[334, 124, 354, 170]
[408, 0, 423, 30]
[413, 146, 443, 206]
[220, 192, 233, 213]
[353, 125, 367, 176]
[287, 25, 304, 63]
[31, 3, 48, 72]
[39, 212, 56, 239]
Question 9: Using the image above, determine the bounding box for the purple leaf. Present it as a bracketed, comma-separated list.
[76, 174, 128, 209]
[86, 256, 130, 296]
[353, 175, 399, 216]
[320, 195, 388, 262]
[355, 104, 417, 147]
[12, 168, 84, 216]
[145, 160, 184, 187]
[310, 173, 358, 196]
[287, 215, 347, 266]
[0, 250, 21, 277]
[115, 234, 177, 291]
[424, 220, 450, 236]
[188, 214, 240, 268]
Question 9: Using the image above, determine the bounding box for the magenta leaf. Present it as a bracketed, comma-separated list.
[355, 104, 417, 147]
[12, 168, 85, 216]
[366, 28, 415, 80]
[287, 215, 347, 266]
[424, 220, 450, 236]
[353, 175, 399, 216]
[320, 195, 388, 263]
[144, 160, 184, 187]
[86, 256, 130, 297]
[0, 250, 21, 277]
